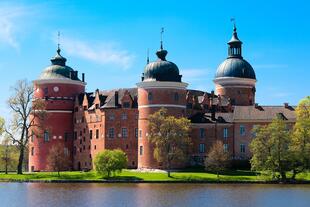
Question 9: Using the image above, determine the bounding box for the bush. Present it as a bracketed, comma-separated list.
[94, 149, 127, 178]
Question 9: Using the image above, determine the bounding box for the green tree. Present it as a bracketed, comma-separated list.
[290, 96, 310, 179]
[250, 118, 292, 181]
[94, 149, 127, 178]
[46, 143, 71, 176]
[5, 80, 46, 174]
[0, 136, 13, 174]
[148, 108, 192, 177]
[204, 140, 229, 179]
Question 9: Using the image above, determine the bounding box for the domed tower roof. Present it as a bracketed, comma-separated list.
[39, 47, 80, 81]
[215, 24, 256, 80]
[141, 28, 182, 82]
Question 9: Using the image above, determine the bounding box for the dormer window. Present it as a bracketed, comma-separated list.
[95, 104, 99, 109]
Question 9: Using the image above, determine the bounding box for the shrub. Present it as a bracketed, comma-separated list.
[94, 149, 127, 178]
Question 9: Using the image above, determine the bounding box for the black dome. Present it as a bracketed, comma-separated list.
[215, 57, 256, 79]
[142, 49, 182, 82]
[39, 48, 80, 81]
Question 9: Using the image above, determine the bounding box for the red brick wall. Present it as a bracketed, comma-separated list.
[216, 86, 254, 106]
[137, 86, 187, 168]
[29, 81, 85, 172]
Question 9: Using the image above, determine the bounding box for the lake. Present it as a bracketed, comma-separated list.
[0, 183, 309, 207]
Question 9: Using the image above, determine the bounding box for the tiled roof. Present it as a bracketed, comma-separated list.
[232, 105, 296, 122]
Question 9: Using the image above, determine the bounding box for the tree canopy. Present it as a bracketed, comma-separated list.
[148, 108, 191, 177]
[205, 140, 229, 179]
[250, 118, 292, 181]
[94, 149, 127, 178]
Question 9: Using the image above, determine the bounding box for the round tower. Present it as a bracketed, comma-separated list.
[214, 24, 256, 106]
[137, 40, 188, 169]
[28, 46, 86, 172]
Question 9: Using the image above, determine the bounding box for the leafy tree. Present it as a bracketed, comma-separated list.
[250, 118, 292, 181]
[46, 143, 71, 176]
[204, 140, 229, 179]
[0, 136, 14, 174]
[290, 96, 310, 179]
[148, 108, 192, 177]
[5, 80, 46, 174]
[94, 149, 127, 178]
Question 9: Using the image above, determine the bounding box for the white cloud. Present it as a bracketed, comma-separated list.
[59, 37, 135, 69]
[0, 5, 30, 49]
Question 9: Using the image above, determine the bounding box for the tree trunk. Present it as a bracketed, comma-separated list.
[5, 159, 8, 174]
[280, 171, 287, 182]
[291, 170, 297, 180]
[17, 147, 24, 174]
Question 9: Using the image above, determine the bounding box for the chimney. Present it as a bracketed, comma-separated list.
[211, 105, 216, 121]
[82, 73, 85, 82]
[115, 91, 119, 107]
[255, 103, 259, 108]
[284, 103, 289, 108]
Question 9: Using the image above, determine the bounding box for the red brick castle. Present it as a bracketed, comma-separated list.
[29, 25, 296, 171]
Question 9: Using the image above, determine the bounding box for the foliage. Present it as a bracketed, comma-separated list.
[148, 108, 192, 177]
[290, 96, 310, 178]
[46, 143, 71, 176]
[0, 137, 19, 173]
[5, 80, 46, 174]
[250, 118, 292, 181]
[94, 149, 127, 178]
[205, 140, 230, 179]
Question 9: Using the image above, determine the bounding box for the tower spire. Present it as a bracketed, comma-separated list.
[57, 31, 61, 54]
[147, 48, 150, 64]
[228, 18, 242, 58]
[230, 18, 236, 32]
[160, 27, 164, 49]
[156, 27, 168, 61]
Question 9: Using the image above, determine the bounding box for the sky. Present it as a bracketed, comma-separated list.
[0, 0, 309, 120]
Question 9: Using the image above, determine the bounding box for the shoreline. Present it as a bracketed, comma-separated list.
[1, 179, 310, 184]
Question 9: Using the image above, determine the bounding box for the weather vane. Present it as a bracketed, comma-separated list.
[57, 31, 61, 51]
[160, 27, 164, 49]
[230, 18, 236, 30]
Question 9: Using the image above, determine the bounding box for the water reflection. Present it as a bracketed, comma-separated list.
[0, 183, 309, 207]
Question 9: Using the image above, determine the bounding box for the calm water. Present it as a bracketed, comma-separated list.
[0, 183, 309, 207]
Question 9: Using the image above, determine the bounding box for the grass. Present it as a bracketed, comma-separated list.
[0, 170, 309, 183]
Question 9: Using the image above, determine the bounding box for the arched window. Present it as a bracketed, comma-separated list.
[148, 92, 153, 101]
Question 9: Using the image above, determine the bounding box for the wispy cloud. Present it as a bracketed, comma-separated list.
[59, 36, 135, 69]
[254, 64, 289, 69]
[181, 68, 211, 80]
[0, 5, 31, 49]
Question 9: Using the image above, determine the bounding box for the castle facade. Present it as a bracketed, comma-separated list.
[28, 26, 296, 171]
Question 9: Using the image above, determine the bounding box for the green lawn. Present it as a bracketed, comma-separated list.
[0, 170, 309, 182]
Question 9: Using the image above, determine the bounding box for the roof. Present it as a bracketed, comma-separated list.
[81, 88, 138, 110]
[232, 105, 296, 122]
[190, 105, 296, 124]
[142, 49, 182, 82]
[215, 57, 256, 79]
[38, 48, 81, 81]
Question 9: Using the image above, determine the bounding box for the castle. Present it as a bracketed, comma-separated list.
[28, 25, 296, 171]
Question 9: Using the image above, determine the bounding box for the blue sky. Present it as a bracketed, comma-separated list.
[0, 0, 309, 119]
